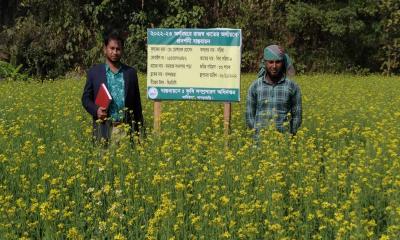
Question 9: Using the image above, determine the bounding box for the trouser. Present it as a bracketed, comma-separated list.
[93, 120, 129, 147]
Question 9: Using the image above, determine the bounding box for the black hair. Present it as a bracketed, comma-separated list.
[103, 30, 124, 47]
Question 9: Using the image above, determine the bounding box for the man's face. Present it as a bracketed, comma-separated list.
[265, 60, 283, 77]
[104, 39, 123, 63]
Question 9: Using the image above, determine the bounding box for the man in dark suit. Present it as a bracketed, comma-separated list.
[82, 30, 144, 144]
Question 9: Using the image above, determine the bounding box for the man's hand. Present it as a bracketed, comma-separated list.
[97, 107, 107, 120]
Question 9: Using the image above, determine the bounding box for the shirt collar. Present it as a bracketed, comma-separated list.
[105, 63, 122, 74]
[263, 74, 286, 85]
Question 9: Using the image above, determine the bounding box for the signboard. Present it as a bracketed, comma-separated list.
[147, 28, 241, 101]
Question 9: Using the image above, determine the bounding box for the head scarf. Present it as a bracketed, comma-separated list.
[257, 44, 295, 78]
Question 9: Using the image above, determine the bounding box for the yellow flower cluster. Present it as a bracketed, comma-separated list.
[0, 74, 399, 239]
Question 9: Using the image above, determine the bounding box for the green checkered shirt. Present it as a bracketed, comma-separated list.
[246, 76, 302, 134]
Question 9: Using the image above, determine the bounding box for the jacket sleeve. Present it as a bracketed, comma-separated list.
[131, 69, 145, 134]
[82, 69, 99, 118]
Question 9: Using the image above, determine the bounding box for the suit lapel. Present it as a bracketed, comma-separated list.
[100, 63, 107, 87]
[122, 65, 129, 99]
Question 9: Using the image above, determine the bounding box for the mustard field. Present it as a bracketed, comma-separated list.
[0, 74, 399, 239]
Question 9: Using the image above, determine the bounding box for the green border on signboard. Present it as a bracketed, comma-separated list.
[147, 86, 240, 101]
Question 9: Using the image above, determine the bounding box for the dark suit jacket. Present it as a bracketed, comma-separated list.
[82, 63, 144, 139]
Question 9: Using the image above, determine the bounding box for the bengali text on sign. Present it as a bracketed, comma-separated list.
[147, 28, 241, 101]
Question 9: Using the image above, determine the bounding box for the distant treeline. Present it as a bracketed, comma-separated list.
[0, 0, 399, 77]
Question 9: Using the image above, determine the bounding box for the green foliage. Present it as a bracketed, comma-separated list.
[159, 0, 205, 28]
[0, 60, 29, 81]
[0, 0, 399, 76]
[201, 0, 288, 72]
[3, 1, 97, 78]
[285, 1, 383, 73]
[123, 11, 148, 72]
[379, 0, 400, 75]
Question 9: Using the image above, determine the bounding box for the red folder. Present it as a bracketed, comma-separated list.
[95, 83, 112, 109]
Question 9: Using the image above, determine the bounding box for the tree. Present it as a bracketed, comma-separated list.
[0, 0, 398, 76]
[379, 0, 400, 75]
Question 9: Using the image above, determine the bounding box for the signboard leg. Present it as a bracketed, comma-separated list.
[224, 102, 231, 137]
[154, 100, 161, 134]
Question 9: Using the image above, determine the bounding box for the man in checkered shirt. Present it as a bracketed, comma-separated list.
[246, 45, 302, 135]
